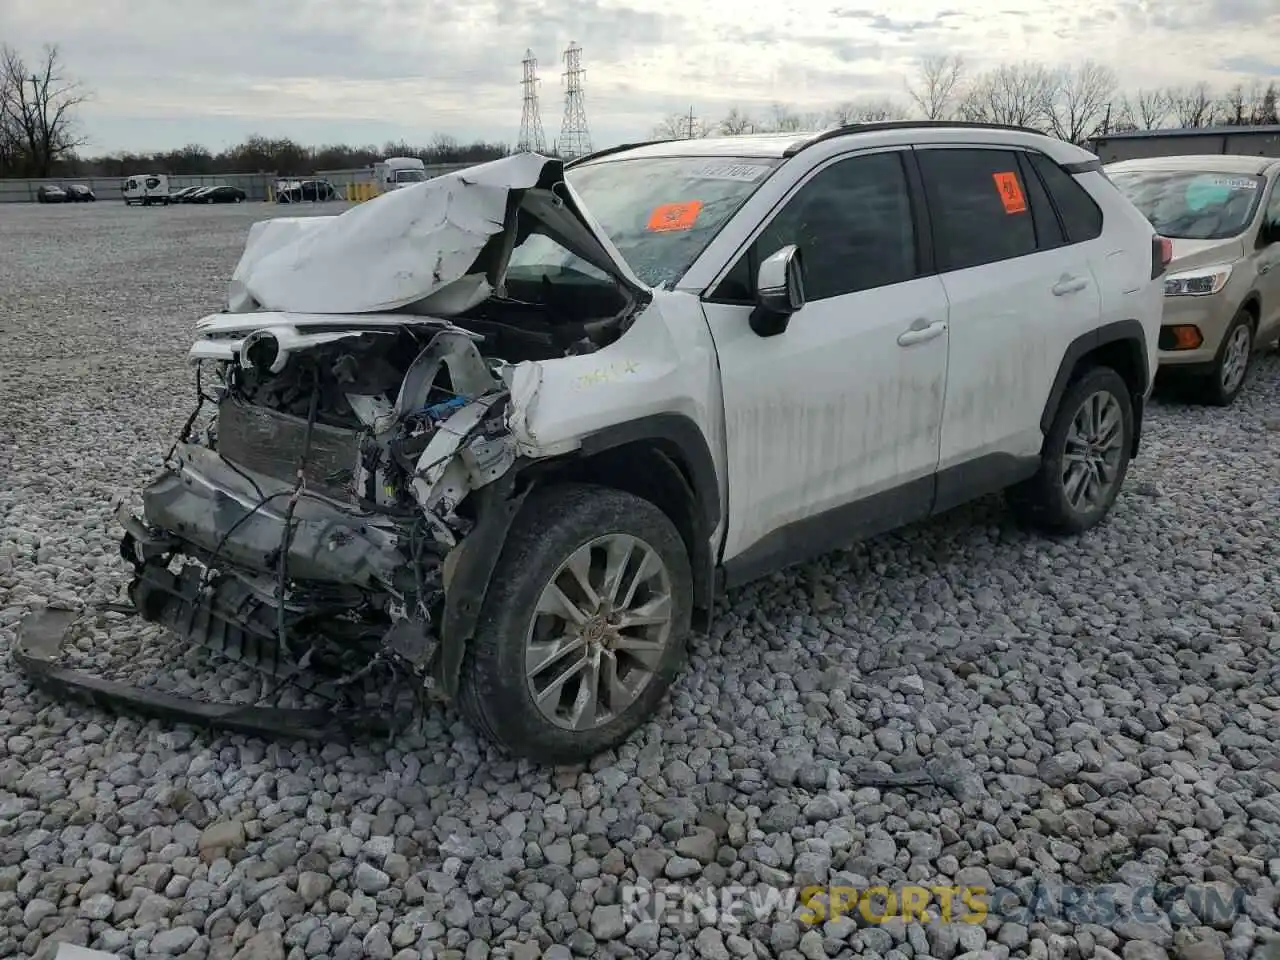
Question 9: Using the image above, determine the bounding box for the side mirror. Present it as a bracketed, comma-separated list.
[749, 245, 806, 337]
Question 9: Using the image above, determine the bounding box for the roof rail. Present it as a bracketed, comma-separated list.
[783, 120, 1050, 156]
[563, 139, 678, 168]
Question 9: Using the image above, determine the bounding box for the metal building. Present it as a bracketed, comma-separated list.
[1090, 125, 1280, 163]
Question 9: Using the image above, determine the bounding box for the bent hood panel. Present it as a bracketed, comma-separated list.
[1168, 237, 1246, 272]
[227, 152, 649, 317]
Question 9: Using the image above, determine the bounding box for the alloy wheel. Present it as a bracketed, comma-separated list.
[1220, 323, 1252, 395]
[524, 534, 674, 731]
[1061, 390, 1125, 513]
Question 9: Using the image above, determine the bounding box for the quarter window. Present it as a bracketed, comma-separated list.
[1028, 152, 1104, 242]
[716, 151, 917, 302]
[917, 148, 1038, 272]
[1266, 178, 1280, 227]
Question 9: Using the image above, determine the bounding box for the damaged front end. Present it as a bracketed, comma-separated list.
[16, 153, 653, 740]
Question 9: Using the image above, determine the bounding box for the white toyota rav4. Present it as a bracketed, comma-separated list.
[82, 123, 1166, 763]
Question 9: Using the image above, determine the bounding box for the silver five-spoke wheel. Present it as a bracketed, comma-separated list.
[525, 534, 674, 731]
[1220, 322, 1251, 395]
[1061, 390, 1125, 513]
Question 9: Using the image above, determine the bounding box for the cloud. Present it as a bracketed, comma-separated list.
[1, 0, 1278, 153]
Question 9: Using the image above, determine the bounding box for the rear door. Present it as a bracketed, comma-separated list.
[915, 145, 1102, 504]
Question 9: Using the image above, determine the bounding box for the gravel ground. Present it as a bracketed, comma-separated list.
[1, 200, 1279, 960]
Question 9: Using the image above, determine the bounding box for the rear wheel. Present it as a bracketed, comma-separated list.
[1007, 366, 1134, 534]
[458, 483, 692, 765]
[1190, 309, 1253, 406]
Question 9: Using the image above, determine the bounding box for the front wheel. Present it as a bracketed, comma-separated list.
[1006, 366, 1134, 534]
[458, 483, 693, 765]
[1191, 309, 1253, 406]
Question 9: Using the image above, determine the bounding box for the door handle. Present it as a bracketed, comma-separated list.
[1260, 262, 1274, 275]
[1052, 275, 1088, 296]
[897, 320, 946, 346]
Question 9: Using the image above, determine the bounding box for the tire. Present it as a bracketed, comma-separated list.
[1006, 365, 1134, 534]
[1190, 309, 1253, 406]
[457, 483, 693, 765]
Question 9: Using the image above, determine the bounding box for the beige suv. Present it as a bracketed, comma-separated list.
[1106, 154, 1280, 405]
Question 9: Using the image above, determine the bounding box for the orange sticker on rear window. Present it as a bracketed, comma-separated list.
[647, 200, 703, 232]
[993, 171, 1027, 214]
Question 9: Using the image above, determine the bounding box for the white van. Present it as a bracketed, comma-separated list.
[122, 174, 171, 206]
[372, 157, 427, 192]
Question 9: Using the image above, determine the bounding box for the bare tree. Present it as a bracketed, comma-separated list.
[0, 43, 89, 176]
[767, 103, 804, 133]
[1169, 82, 1215, 128]
[718, 107, 757, 136]
[958, 62, 1056, 129]
[906, 54, 965, 120]
[653, 110, 714, 139]
[1047, 61, 1118, 144]
[829, 98, 908, 125]
[1122, 88, 1171, 130]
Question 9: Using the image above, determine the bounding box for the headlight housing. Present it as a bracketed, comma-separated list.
[1163, 264, 1232, 297]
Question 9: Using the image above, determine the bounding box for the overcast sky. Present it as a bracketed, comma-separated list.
[2, 0, 1278, 155]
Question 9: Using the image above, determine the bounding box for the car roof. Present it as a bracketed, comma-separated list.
[569, 121, 1095, 168]
[1105, 154, 1280, 176]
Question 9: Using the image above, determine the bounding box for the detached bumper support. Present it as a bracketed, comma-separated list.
[13, 579, 394, 742]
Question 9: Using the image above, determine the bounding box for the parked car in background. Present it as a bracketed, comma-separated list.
[122, 174, 171, 206]
[36, 184, 67, 203]
[275, 178, 337, 203]
[190, 184, 246, 204]
[64, 184, 96, 202]
[1106, 154, 1280, 405]
[107, 125, 1166, 763]
[169, 186, 204, 203]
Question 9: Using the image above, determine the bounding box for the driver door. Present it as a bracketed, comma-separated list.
[1256, 177, 1280, 337]
[700, 148, 951, 585]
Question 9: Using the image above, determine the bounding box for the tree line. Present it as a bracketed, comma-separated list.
[5, 43, 1280, 181]
[0, 44, 508, 179]
[656, 56, 1280, 145]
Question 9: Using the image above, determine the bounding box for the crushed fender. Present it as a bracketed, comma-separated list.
[11, 153, 655, 741]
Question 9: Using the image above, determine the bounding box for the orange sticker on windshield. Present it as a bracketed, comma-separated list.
[647, 200, 703, 232]
[993, 171, 1027, 214]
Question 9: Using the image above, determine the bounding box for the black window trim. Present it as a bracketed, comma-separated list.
[1013, 149, 1065, 250]
[1023, 148, 1105, 245]
[702, 145, 931, 305]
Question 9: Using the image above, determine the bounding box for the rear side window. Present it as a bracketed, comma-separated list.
[917, 149, 1037, 272]
[1028, 153, 1104, 242]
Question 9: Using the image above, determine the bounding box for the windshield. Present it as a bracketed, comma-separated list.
[1108, 169, 1265, 240]
[395, 169, 426, 182]
[506, 155, 780, 288]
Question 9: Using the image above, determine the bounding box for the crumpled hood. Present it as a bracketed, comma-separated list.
[227, 152, 650, 316]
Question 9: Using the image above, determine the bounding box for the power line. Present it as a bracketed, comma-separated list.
[557, 41, 592, 160]
[517, 49, 547, 154]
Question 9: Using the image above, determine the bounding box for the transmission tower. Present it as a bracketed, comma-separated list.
[557, 41, 592, 159]
[517, 49, 547, 153]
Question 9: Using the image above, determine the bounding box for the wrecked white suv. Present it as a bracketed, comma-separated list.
[29, 125, 1166, 764]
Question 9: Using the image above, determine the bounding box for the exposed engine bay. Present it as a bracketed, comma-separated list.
[14, 152, 657, 740]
